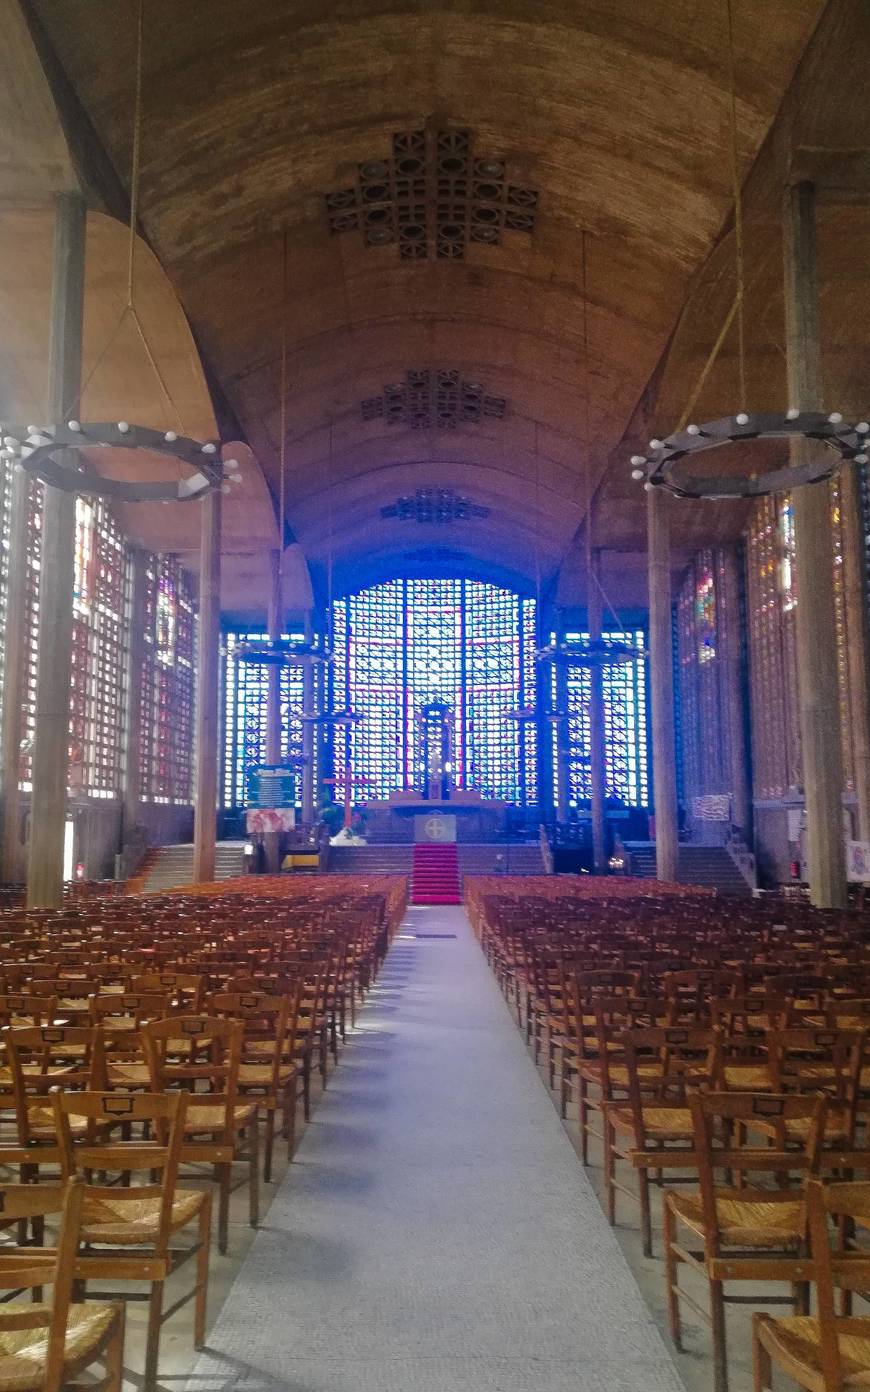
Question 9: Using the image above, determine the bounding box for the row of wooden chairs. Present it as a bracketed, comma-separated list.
[0, 880, 405, 1391]
[479, 888, 870, 1392]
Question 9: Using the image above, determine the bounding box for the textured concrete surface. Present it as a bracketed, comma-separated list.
[187, 905, 684, 1392]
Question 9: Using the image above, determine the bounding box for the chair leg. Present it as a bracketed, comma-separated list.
[143, 1279, 164, 1392]
[604, 1114, 616, 1225]
[283, 1078, 296, 1159]
[264, 1107, 275, 1185]
[752, 1316, 772, 1392]
[218, 1163, 231, 1255]
[638, 1169, 653, 1258]
[249, 1118, 261, 1229]
[303, 1052, 312, 1121]
[710, 1279, 729, 1392]
[663, 1198, 683, 1351]
[195, 1193, 212, 1349]
[105, 1303, 125, 1392]
[579, 1079, 589, 1164]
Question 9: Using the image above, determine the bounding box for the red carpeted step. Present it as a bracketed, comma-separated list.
[411, 842, 461, 904]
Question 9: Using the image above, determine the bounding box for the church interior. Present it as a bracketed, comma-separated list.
[3, 1, 870, 1389]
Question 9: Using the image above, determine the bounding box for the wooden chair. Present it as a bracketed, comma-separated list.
[603, 1024, 718, 1256]
[664, 1091, 826, 1392]
[4, 1024, 108, 1159]
[0, 1178, 124, 1392]
[754, 1178, 870, 1392]
[52, 1089, 211, 1392]
[209, 989, 299, 1181]
[141, 1015, 259, 1254]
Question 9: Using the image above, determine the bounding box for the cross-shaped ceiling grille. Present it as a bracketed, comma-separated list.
[326, 125, 538, 260]
[362, 369, 507, 429]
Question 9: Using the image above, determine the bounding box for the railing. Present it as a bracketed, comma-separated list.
[539, 824, 554, 875]
[725, 833, 758, 892]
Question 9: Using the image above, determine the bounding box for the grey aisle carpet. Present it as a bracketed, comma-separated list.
[188, 905, 683, 1392]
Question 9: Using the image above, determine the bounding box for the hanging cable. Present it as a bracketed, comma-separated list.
[277, 228, 289, 604]
[726, 0, 748, 412]
[72, 0, 185, 434]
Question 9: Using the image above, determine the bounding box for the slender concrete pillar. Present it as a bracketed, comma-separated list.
[647, 484, 679, 883]
[588, 547, 607, 873]
[783, 180, 847, 908]
[265, 549, 282, 765]
[262, 549, 283, 873]
[0, 468, 31, 883]
[121, 547, 148, 852]
[192, 487, 222, 884]
[27, 192, 86, 909]
[301, 613, 316, 825]
[840, 463, 870, 842]
[721, 546, 752, 841]
[554, 655, 569, 823]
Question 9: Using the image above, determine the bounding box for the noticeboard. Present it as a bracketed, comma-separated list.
[246, 765, 297, 810]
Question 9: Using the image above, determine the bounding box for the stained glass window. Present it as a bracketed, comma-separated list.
[221, 632, 305, 808]
[69, 497, 128, 798]
[551, 630, 648, 809]
[140, 556, 196, 804]
[695, 556, 716, 663]
[331, 578, 537, 806]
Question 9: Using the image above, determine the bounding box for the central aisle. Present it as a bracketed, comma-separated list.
[191, 905, 683, 1392]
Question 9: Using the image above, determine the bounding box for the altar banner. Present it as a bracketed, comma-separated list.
[848, 840, 870, 882]
[414, 813, 457, 843]
[692, 794, 731, 822]
[246, 808, 296, 834]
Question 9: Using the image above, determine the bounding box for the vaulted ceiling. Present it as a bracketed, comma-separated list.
[10, 0, 870, 615]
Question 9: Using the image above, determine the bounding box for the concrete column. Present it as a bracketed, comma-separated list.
[301, 613, 316, 824]
[840, 463, 870, 841]
[554, 655, 569, 823]
[121, 546, 148, 850]
[647, 483, 679, 883]
[721, 546, 752, 841]
[588, 547, 607, 873]
[0, 468, 31, 883]
[265, 549, 282, 765]
[192, 486, 221, 884]
[27, 192, 86, 909]
[783, 180, 847, 908]
[261, 550, 283, 873]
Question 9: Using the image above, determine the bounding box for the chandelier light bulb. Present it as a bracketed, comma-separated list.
[786, 408, 800, 420]
[631, 468, 645, 481]
[649, 438, 663, 451]
[117, 421, 130, 434]
[643, 481, 653, 492]
[221, 483, 231, 494]
[687, 423, 701, 435]
[735, 412, 749, 425]
[202, 442, 217, 454]
[164, 430, 178, 442]
[856, 453, 868, 465]
[67, 420, 81, 432]
[828, 412, 843, 424]
[630, 454, 646, 467]
[857, 422, 870, 434]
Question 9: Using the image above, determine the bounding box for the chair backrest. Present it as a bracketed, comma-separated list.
[0, 1178, 85, 1392]
[141, 1015, 243, 1128]
[806, 1179, 870, 1392]
[52, 1090, 186, 1255]
[4, 1024, 107, 1143]
[621, 1026, 719, 1143]
[689, 1091, 826, 1257]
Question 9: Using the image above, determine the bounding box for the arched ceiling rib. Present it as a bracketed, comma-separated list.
[26, 0, 825, 603]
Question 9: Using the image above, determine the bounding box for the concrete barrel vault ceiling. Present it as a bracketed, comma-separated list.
[16, 0, 845, 614]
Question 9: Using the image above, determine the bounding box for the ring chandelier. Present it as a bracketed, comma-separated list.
[0, 421, 239, 502]
[629, 411, 869, 500]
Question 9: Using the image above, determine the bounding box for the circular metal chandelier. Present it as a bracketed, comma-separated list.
[235, 635, 333, 669]
[536, 638, 639, 668]
[0, 420, 239, 502]
[629, 410, 869, 500]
